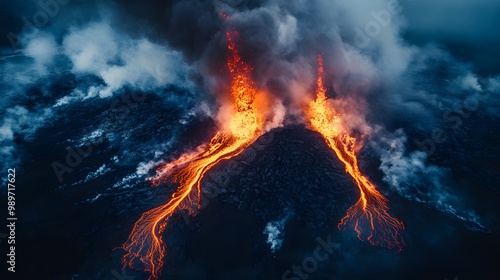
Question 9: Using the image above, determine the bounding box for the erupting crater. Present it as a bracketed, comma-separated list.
[120, 28, 404, 280]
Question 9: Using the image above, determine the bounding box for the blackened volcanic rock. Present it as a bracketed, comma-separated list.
[200, 125, 358, 228]
[161, 126, 360, 280]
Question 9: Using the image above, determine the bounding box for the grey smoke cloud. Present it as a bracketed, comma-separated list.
[196, 0, 497, 232]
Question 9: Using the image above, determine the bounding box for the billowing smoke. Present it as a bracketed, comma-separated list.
[190, 0, 498, 231]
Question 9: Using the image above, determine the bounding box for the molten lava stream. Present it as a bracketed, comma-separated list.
[307, 56, 404, 251]
[120, 29, 263, 279]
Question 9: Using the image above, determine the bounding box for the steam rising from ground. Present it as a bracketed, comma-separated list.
[263, 208, 294, 253]
[377, 129, 486, 231]
[0, 19, 189, 180]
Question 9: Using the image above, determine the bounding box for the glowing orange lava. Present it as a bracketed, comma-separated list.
[120, 28, 263, 279]
[306, 56, 404, 251]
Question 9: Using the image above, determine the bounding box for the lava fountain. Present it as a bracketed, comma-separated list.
[306, 56, 405, 251]
[120, 28, 263, 279]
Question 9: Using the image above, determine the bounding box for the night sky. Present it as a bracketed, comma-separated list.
[1, 1, 499, 279]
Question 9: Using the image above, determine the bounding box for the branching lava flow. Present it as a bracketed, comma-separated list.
[306, 56, 405, 251]
[120, 27, 263, 279]
[121, 42, 404, 280]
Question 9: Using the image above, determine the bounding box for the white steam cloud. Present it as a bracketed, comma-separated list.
[263, 208, 294, 253]
[62, 22, 188, 97]
[377, 129, 486, 231]
[0, 18, 190, 180]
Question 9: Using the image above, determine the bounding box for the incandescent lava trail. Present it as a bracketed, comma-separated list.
[120, 27, 264, 279]
[306, 56, 405, 251]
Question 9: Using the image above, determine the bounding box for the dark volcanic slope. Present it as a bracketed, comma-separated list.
[202, 125, 359, 227]
[12, 122, 498, 280]
[153, 125, 360, 280]
[9, 124, 365, 280]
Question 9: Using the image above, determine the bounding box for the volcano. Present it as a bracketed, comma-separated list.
[119, 29, 403, 278]
[118, 125, 362, 280]
[200, 125, 359, 227]
[2, 1, 499, 280]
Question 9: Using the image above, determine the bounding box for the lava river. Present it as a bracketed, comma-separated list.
[306, 55, 405, 251]
[120, 27, 264, 279]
